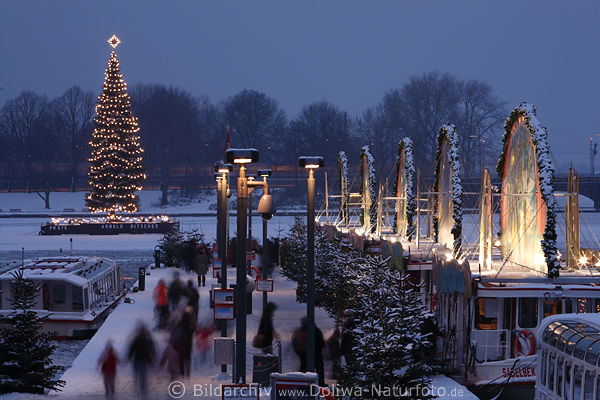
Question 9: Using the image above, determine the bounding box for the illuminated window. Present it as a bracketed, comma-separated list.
[475, 298, 498, 330]
[544, 298, 563, 318]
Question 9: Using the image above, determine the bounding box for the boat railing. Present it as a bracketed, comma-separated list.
[471, 329, 509, 363]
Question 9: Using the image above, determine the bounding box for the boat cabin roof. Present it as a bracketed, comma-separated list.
[0, 256, 117, 287]
[539, 314, 600, 366]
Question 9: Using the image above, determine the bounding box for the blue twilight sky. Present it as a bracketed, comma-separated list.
[0, 1, 599, 171]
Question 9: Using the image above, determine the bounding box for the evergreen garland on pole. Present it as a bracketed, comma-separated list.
[496, 103, 559, 278]
[338, 151, 349, 226]
[0, 271, 64, 394]
[393, 138, 416, 239]
[86, 36, 146, 216]
[360, 145, 377, 233]
[433, 125, 463, 256]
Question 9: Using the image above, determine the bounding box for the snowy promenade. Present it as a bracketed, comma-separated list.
[51, 266, 336, 399]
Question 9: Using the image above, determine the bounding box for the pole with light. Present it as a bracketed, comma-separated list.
[226, 148, 259, 384]
[257, 169, 274, 310]
[215, 161, 233, 374]
[298, 156, 324, 375]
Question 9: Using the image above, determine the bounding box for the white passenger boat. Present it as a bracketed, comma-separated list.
[535, 314, 600, 400]
[0, 256, 125, 338]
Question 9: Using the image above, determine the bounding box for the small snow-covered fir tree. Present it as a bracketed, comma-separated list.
[339, 258, 434, 400]
[280, 217, 308, 302]
[86, 36, 145, 215]
[0, 271, 64, 394]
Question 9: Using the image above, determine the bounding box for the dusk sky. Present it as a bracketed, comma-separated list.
[1, 1, 598, 171]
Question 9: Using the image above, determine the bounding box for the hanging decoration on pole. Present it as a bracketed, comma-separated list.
[338, 151, 349, 227]
[360, 146, 377, 233]
[433, 124, 463, 257]
[496, 103, 559, 277]
[393, 138, 416, 239]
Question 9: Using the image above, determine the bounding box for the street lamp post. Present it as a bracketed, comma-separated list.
[215, 161, 232, 374]
[257, 169, 273, 310]
[298, 156, 324, 375]
[226, 148, 259, 384]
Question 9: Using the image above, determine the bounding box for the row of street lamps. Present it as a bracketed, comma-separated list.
[216, 149, 323, 383]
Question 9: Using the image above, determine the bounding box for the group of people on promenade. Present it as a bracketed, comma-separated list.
[96, 242, 357, 398]
[254, 300, 357, 388]
[97, 264, 214, 398]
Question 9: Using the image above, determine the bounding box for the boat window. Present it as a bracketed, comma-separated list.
[594, 299, 600, 313]
[574, 366, 583, 400]
[544, 298, 563, 318]
[586, 340, 600, 365]
[475, 298, 498, 330]
[584, 371, 594, 400]
[541, 349, 547, 386]
[565, 363, 571, 400]
[577, 298, 588, 313]
[518, 298, 538, 328]
[549, 353, 556, 392]
[564, 299, 574, 314]
[83, 287, 89, 310]
[556, 357, 563, 395]
[72, 285, 83, 311]
[53, 284, 66, 304]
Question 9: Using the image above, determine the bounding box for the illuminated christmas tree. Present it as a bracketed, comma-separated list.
[86, 35, 145, 215]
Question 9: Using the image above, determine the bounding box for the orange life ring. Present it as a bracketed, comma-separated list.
[514, 329, 536, 357]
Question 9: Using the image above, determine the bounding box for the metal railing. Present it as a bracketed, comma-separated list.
[472, 329, 509, 363]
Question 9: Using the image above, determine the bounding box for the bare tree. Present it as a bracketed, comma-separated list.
[0, 92, 48, 192]
[355, 102, 396, 180]
[55, 86, 95, 191]
[399, 72, 460, 171]
[132, 84, 201, 205]
[286, 101, 350, 166]
[456, 80, 506, 175]
[223, 89, 286, 163]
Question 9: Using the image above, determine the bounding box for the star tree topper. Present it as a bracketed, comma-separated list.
[108, 34, 121, 49]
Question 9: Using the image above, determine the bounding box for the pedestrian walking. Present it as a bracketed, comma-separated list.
[195, 245, 209, 287]
[159, 343, 180, 381]
[97, 340, 119, 399]
[153, 279, 169, 329]
[183, 280, 199, 321]
[326, 327, 342, 380]
[254, 301, 278, 354]
[341, 309, 357, 367]
[168, 271, 184, 311]
[171, 311, 195, 377]
[291, 317, 325, 386]
[127, 323, 156, 397]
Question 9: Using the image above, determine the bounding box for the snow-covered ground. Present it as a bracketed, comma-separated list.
[53, 266, 337, 399]
[0, 190, 215, 214]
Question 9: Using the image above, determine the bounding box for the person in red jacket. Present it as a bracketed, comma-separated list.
[153, 279, 169, 329]
[98, 340, 120, 398]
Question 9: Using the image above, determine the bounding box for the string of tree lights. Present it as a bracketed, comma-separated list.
[85, 35, 146, 216]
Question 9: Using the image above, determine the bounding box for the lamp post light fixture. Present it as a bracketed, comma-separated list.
[226, 148, 258, 384]
[214, 161, 232, 374]
[298, 156, 324, 374]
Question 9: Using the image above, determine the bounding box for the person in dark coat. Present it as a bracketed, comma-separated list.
[341, 309, 357, 367]
[183, 280, 200, 322]
[292, 317, 325, 387]
[327, 327, 342, 380]
[195, 245, 210, 287]
[257, 302, 278, 354]
[171, 311, 195, 376]
[168, 271, 184, 311]
[127, 324, 156, 396]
